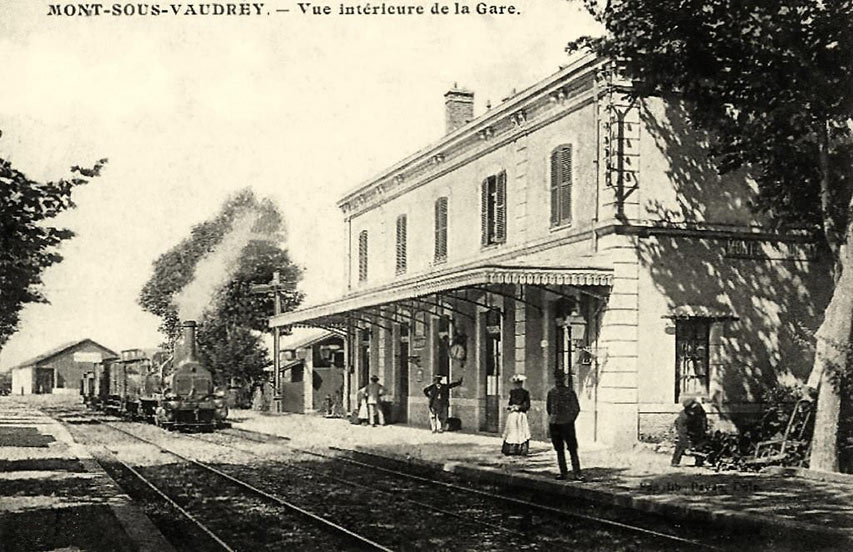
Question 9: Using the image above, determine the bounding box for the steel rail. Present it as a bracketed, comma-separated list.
[220, 427, 291, 443]
[102, 422, 393, 552]
[183, 430, 525, 538]
[320, 447, 722, 551]
[100, 445, 236, 552]
[195, 426, 719, 551]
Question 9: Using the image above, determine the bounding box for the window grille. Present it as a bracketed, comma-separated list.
[675, 319, 710, 401]
[481, 171, 506, 246]
[358, 230, 368, 282]
[395, 215, 407, 275]
[550, 145, 573, 227]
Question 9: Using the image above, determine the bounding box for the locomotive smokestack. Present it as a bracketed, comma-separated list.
[175, 320, 199, 366]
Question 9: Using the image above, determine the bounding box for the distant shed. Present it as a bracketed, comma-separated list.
[279, 329, 344, 414]
[10, 339, 118, 395]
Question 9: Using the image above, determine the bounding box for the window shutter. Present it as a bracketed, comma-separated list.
[495, 171, 506, 243]
[560, 146, 572, 225]
[550, 150, 561, 226]
[551, 146, 573, 226]
[395, 215, 407, 274]
[434, 197, 448, 261]
[480, 180, 489, 246]
[358, 230, 368, 282]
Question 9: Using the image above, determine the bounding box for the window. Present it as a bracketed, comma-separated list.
[481, 171, 506, 246]
[434, 197, 448, 262]
[291, 362, 304, 383]
[358, 230, 368, 282]
[395, 215, 407, 275]
[554, 298, 577, 386]
[675, 319, 710, 401]
[550, 145, 573, 227]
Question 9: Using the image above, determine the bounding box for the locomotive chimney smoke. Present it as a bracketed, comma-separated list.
[175, 320, 199, 366]
[174, 210, 277, 322]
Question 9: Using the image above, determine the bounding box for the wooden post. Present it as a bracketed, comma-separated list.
[251, 271, 285, 413]
[272, 272, 282, 413]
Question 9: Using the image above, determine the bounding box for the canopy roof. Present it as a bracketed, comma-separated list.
[270, 264, 613, 329]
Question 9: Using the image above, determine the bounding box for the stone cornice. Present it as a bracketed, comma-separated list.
[338, 52, 604, 218]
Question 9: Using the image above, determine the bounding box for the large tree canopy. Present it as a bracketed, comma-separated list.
[571, 0, 853, 471]
[139, 189, 303, 385]
[0, 149, 106, 350]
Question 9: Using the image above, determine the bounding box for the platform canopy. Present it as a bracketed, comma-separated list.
[269, 264, 613, 331]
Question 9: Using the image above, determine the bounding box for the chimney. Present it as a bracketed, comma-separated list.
[175, 320, 199, 366]
[444, 85, 474, 134]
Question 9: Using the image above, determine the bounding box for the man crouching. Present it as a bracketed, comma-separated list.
[671, 396, 708, 466]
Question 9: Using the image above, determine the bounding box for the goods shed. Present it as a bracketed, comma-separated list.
[10, 339, 117, 395]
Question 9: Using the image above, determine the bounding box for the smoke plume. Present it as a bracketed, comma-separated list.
[174, 210, 272, 322]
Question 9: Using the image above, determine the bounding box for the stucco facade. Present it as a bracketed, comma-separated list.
[271, 54, 830, 448]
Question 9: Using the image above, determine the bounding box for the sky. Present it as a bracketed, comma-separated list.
[0, 0, 601, 369]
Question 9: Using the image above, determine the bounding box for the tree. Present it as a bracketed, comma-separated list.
[138, 189, 303, 386]
[0, 146, 106, 350]
[570, 0, 853, 471]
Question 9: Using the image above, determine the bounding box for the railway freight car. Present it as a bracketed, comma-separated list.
[82, 320, 228, 430]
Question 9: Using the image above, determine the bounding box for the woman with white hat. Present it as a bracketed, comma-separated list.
[502, 374, 532, 455]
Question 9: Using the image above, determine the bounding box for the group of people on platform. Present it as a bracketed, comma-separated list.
[356, 375, 387, 427]
[500, 370, 584, 481]
[354, 368, 584, 481]
[351, 367, 711, 481]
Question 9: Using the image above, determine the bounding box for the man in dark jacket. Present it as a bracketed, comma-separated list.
[546, 370, 583, 481]
[423, 375, 463, 433]
[671, 397, 708, 466]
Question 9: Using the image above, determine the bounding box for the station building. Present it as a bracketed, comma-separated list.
[270, 54, 830, 447]
[9, 339, 117, 396]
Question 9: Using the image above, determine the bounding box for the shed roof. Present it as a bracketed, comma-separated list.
[280, 328, 340, 351]
[9, 339, 118, 371]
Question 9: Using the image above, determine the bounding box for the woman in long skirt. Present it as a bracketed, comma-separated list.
[502, 374, 532, 455]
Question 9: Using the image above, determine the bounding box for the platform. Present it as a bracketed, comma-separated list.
[231, 409, 853, 548]
[0, 396, 173, 552]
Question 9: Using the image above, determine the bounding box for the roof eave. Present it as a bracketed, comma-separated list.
[336, 52, 602, 211]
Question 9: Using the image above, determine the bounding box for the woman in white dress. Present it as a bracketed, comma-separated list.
[502, 374, 532, 455]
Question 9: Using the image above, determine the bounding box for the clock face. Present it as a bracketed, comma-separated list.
[449, 343, 466, 361]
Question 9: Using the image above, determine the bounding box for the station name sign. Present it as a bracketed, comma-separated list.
[724, 238, 817, 261]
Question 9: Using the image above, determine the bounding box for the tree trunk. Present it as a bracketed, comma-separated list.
[806, 122, 851, 472]
[808, 240, 853, 471]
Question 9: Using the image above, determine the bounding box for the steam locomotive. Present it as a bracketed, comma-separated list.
[81, 320, 228, 430]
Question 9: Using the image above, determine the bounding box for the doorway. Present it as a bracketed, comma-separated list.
[396, 324, 410, 423]
[484, 322, 501, 433]
[36, 367, 54, 394]
[359, 328, 371, 389]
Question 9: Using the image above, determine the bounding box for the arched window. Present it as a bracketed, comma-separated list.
[358, 230, 368, 282]
[550, 145, 573, 227]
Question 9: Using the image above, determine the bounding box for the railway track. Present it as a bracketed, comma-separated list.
[90, 421, 392, 551]
[185, 426, 722, 551]
[50, 405, 725, 551]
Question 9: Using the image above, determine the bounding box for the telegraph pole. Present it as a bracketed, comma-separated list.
[251, 271, 285, 413]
